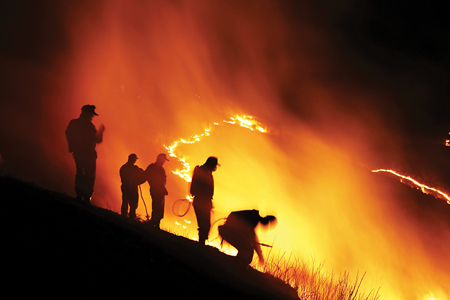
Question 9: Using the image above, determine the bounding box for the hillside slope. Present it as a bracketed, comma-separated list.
[1, 176, 298, 299]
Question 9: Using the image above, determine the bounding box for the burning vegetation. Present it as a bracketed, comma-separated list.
[1, 1, 450, 299]
[372, 169, 450, 205]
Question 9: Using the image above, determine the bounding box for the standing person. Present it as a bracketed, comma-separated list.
[144, 153, 169, 229]
[218, 210, 277, 266]
[119, 153, 146, 219]
[190, 156, 219, 245]
[65, 105, 104, 205]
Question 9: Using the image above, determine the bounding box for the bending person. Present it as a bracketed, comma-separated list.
[218, 209, 277, 266]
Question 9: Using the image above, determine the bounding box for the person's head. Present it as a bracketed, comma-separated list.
[260, 215, 277, 230]
[203, 156, 220, 171]
[156, 153, 169, 166]
[128, 153, 138, 164]
[80, 105, 98, 120]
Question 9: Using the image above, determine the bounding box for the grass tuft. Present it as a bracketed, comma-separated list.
[254, 251, 380, 300]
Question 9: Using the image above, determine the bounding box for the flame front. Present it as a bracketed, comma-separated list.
[165, 115, 267, 184]
[372, 169, 450, 204]
[164, 128, 211, 183]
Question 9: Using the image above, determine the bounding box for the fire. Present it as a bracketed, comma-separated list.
[164, 114, 267, 184]
[371, 169, 450, 204]
[223, 115, 268, 133]
[164, 114, 268, 231]
[164, 129, 211, 183]
[445, 132, 449, 146]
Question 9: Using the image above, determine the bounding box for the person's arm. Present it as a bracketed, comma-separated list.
[135, 167, 147, 185]
[189, 167, 199, 196]
[253, 233, 264, 265]
[96, 124, 105, 143]
[65, 121, 74, 153]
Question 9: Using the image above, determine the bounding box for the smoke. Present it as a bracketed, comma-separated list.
[1, 0, 450, 298]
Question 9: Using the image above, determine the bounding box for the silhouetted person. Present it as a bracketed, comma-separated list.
[144, 153, 169, 228]
[120, 153, 146, 219]
[218, 210, 277, 266]
[190, 156, 219, 245]
[65, 105, 104, 205]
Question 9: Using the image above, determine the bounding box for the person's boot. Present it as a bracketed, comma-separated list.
[198, 232, 207, 245]
[82, 195, 92, 206]
[75, 195, 82, 203]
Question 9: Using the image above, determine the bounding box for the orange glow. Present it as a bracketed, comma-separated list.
[23, 1, 449, 299]
[165, 115, 267, 184]
[165, 114, 268, 231]
[446, 133, 449, 146]
[371, 169, 450, 204]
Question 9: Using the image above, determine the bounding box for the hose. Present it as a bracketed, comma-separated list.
[172, 198, 192, 217]
[138, 185, 150, 220]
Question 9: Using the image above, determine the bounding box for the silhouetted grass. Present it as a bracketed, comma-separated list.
[254, 251, 380, 300]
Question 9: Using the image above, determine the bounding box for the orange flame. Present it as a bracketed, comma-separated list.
[372, 169, 450, 204]
[223, 115, 268, 133]
[445, 132, 449, 146]
[164, 114, 268, 231]
[164, 114, 267, 184]
[164, 128, 212, 183]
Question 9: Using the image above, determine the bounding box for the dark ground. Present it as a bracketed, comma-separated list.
[1, 176, 298, 299]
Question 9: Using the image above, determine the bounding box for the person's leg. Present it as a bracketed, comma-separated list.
[83, 154, 97, 203]
[121, 188, 129, 217]
[193, 200, 211, 244]
[219, 227, 254, 265]
[128, 189, 139, 219]
[235, 243, 254, 265]
[73, 153, 84, 201]
[150, 194, 164, 228]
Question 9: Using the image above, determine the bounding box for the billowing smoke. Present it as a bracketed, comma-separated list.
[1, 1, 450, 299]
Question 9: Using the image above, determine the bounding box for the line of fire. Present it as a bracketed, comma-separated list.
[371, 169, 450, 205]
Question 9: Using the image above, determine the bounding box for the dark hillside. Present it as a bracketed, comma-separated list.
[1, 176, 298, 299]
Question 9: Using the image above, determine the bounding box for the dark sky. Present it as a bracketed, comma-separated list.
[312, 0, 450, 135]
[1, 0, 450, 188]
